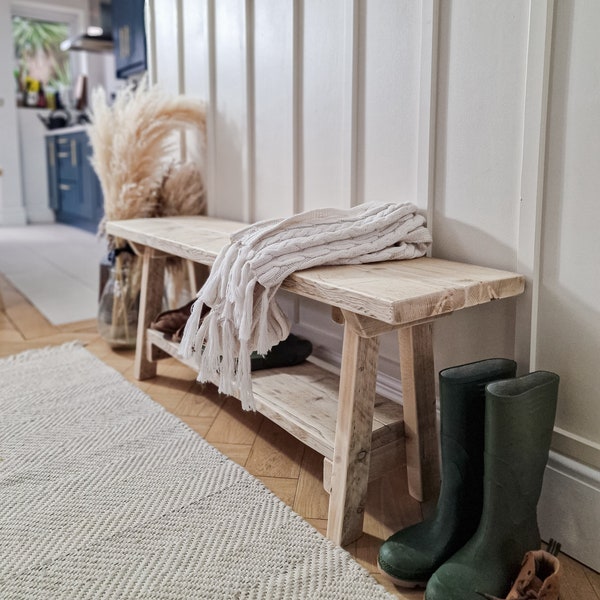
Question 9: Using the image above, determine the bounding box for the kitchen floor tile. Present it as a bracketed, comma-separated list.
[0, 223, 106, 325]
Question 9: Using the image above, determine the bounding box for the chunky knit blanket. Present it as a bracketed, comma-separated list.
[179, 202, 432, 409]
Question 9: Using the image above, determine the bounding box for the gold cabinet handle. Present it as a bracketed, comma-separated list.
[57, 152, 69, 158]
[71, 139, 77, 167]
[57, 137, 69, 144]
[59, 184, 71, 191]
[49, 142, 55, 167]
[119, 25, 130, 58]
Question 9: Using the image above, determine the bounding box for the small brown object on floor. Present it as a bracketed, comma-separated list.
[478, 549, 561, 600]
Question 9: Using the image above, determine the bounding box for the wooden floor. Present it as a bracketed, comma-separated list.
[1, 271, 599, 600]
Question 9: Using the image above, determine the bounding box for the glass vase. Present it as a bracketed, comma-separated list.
[97, 263, 140, 349]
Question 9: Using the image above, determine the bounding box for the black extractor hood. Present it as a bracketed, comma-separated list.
[60, 0, 113, 53]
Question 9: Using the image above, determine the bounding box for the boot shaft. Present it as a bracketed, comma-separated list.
[435, 359, 518, 537]
[482, 371, 559, 525]
[439, 359, 517, 453]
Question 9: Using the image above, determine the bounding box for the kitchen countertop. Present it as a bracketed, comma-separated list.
[44, 124, 89, 136]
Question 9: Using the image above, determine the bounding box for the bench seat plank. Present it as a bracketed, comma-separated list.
[107, 216, 525, 325]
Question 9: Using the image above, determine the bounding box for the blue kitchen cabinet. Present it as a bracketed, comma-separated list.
[112, 0, 147, 79]
[46, 130, 104, 234]
[81, 137, 105, 227]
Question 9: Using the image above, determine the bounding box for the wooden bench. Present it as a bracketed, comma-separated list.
[106, 215, 525, 546]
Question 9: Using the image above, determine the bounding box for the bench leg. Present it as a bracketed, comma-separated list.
[327, 324, 379, 546]
[134, 247, 166, 380]
[186, 260, 209, 296]
[398, 322, 440, 503]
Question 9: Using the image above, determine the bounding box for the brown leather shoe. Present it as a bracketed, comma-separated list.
[150, 300, 210, 341]
[478, 550, 561, 600]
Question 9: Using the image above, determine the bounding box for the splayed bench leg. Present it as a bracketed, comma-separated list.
[398, 322, 440, 505]
[135, 246, 166, 380]
[327, 321, 380, 546]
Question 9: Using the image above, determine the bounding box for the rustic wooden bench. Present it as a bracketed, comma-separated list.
[106, 215, 525, 546]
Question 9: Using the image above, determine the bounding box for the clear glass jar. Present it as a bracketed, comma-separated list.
[97, 264, 139, 348]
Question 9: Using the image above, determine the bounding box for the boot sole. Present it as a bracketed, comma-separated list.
[376, 559, 428, 589]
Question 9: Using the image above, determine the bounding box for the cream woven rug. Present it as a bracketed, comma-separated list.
[0, 343, 395, 599]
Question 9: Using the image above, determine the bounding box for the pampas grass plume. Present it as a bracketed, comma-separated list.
[155, 162, 206, 217]
[89, 78, 206, 236]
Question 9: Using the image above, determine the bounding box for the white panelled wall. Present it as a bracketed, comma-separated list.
[146, 0, 600, 569]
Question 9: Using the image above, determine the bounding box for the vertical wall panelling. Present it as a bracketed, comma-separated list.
[341, 0, 359, 208]
[253, 0, 296, 219]
[175, 0, 185, 93]
[301, 0, 351, 211]
[244, 0, 255, 223]
[181, 0, 210, 171]
[292, 0, 303, 216]
[430, 1, 529, 373]
[182, 0, 208, 98]
[147, 0, 186, 173]
[432, 0, 528, 270]
[538, 0, 600, 461]
[204, 0, 218, 215]
[174, 0, 188, 162]
[212, 0, 252, 221]
[514, 0, 555, 375]
[153, 0, 181, 93]
[289, 0, 303, 324]
[355, 1, 421, 208]
[145, 0, 157, 84]
[416, 0, 440, 234]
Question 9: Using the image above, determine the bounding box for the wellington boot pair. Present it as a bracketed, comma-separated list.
[377, 359, 559, 600]
[378, 358, 516, 586]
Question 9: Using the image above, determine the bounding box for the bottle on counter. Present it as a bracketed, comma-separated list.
[45, 86, 56, 110]
[25, 77, 39, 107]
[37, 83, 47, 108]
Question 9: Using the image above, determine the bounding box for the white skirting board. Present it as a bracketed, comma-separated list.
[538, 451, 600, 572]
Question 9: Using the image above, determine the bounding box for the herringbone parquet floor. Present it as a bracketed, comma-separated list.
[1, 270, 599, 600]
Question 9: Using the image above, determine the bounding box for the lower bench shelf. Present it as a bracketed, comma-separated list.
[146, 328, 407, 487]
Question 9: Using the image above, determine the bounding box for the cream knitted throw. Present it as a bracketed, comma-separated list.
[179, 202, 432, 409]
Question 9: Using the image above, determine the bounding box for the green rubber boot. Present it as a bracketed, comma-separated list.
[377, 358, 517, 587]
[424, 370, 559, 600]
